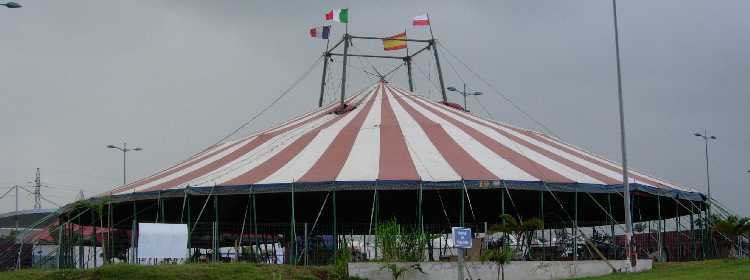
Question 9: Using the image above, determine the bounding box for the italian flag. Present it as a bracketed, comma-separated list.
[325, 9, 348, 23]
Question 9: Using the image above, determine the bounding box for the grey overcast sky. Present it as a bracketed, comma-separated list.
[1, 0, 748, 216]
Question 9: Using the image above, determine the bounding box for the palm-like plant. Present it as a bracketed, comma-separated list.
[481, 244, 514, 280]
[711, 215, 750, 257]
[488, 214, 543, 260]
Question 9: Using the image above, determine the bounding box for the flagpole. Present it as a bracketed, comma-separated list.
[426, 12, 448, 103]
[318, 30, 331, 107]
[426, 13, 435, 40]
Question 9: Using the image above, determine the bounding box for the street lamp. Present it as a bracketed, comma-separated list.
[694, 130, 716, 217]
[107, 143, 143, 187]
[446, 83, 482, 112]
[0, 2, 22, 8]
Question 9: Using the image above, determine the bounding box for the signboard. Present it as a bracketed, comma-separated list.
[137, 223, 188, 259]
[452, 227, 472, 249]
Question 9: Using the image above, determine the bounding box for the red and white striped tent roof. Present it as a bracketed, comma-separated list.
[109, 82, 702, 200]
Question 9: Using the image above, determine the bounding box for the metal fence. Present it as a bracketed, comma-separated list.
[2, 219, 748, 270]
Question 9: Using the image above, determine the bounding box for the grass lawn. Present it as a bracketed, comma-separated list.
[574, 259, 750, 280]
[2, 259, 749, 280]
[0, 262, 332, 280]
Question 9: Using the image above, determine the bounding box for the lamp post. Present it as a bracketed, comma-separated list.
[693, 131, 716, 216]
[107, 142, 142, 264]
[446, 83, 482, 112]
[107, 143, 143, 187]
[610, 0, 636, 267]
[0, 2, 22, 8]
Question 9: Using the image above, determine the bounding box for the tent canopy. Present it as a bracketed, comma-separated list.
[106, 82, 703, 201]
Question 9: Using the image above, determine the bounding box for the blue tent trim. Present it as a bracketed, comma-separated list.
[100, 179, 705, 204]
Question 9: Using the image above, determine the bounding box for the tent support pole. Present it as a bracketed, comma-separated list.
[333, 188, 338, 252]
[701, 203, 706, 259]
[460, 184, 465, 227]
[418, 181, 424, 237]
[405, 57, 414, 91]
[213, 195, 219, 262]
[676, 200, 682, 261]
[431, 40, 448, 103]
[574, 189, 578, 261]
[160, 193, 165, 223]
[131, 200, 137, 264]
[690, 206, 696, 260]
[108, 200, 112, 264]
[657, 195, 662, 261]
[290, 182, 297, 265]
[186, 190, 192, 260]
[92, 208, 97, 268]
[339, 34, 350, 108]
[318, 54, 330, 107]
[540, 191, 545, 261]
[608, 194, 615, 259]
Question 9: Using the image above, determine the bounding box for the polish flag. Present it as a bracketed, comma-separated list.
[412, 14, 430, 26]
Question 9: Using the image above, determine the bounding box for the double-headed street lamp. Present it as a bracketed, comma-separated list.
[694, 130, 716, 216]
[447, 83, 482, 112]
[107, 143, 143, 187]
[0, 2, 22, 8]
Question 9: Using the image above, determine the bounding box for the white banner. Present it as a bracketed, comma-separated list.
[137, 223, 188, 259]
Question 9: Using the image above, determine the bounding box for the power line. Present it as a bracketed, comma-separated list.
[436, 41, 561, 139]
[212, 55, 325, 146]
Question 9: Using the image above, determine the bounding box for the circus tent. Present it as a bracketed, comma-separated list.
[105, 82, 703, 202]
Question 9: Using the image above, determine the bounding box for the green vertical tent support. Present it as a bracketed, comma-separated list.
[333, 188, 338, 252]
[608, 194, 615, 258]
[698, 204, 707, 260]
[238, 192, 251, 261]
[373, 189, 379, 259]
[540, 191, 544, 261]
[674, 199, 682, 261]
[252, 190, 258, 262]
[290, 182, 297, 265]
[131, 200, 138, 264]
[107, 200, 112, 265]
[657, 195, 662, 261]
[160, 192, 166, 223]
[460, 185, 465, 227]
[185, 189, 192, 261]
[501, 182, 507, 244]
[213, 195, 219, 262]
[690, 206, 696, 260]
[90, 206, 95, 268]
[418, 182, 424, 237]
[77, 214, 83, 269]
[573, 189, 578, 261]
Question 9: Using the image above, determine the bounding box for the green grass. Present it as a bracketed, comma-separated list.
[3, 259, 748, 280]
[0, 262, 333, 280]
[574, 259, 750, 280]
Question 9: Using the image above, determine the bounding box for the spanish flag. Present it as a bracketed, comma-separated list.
[382, 32, 407, 51]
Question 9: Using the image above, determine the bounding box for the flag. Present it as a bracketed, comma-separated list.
[383, 32, 407, 51]
[412, 14, 430, 26]
[309, 26, 331, 39]
[325, 9, 348, 23]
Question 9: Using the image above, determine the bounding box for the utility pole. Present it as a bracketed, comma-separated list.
[14, 185, 18, 232]
[33, 168, 41, 209]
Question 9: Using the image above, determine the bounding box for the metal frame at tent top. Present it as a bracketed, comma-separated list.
[318, 33, 449, 110]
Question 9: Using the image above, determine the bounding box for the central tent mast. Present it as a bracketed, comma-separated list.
[317, 30, 449, 107]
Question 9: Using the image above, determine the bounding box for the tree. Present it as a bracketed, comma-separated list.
[711, 215, 750, 257]
[488, 214, 543, 260]
[481, 244, 514, 280]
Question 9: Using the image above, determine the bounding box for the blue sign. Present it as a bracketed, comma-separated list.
[452, 227, 472, 248]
